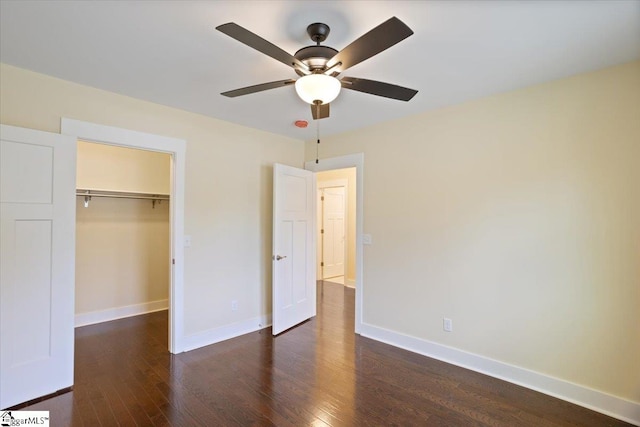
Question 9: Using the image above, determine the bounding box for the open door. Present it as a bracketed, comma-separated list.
[1, 125, 76, 409]
[272, 163, 316, 335]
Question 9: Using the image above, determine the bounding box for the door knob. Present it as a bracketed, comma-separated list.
[275, 255, 287, 261]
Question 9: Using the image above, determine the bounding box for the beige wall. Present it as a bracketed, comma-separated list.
[1, 63, 304, 337]
[305, 61, 640, 403]
[75, 142, 170, 319]
[77, 141, 170, 194]
[317, 168, 357, 285]
[75, 197, 170, 315]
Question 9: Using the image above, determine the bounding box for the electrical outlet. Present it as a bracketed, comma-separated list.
[443, 318, 453, 332]
[231, 300, 238, 311]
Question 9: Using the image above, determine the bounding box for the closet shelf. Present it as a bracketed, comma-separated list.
[76, 188, 169, 208]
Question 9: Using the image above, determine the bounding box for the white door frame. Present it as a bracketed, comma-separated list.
[317, 179, 348, 280]
[61, 118, 186, 353]
[305, 154, 363, 334]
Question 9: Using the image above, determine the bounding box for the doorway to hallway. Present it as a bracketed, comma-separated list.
[316, 168, 356, 288]
[318, 180, 347, 284]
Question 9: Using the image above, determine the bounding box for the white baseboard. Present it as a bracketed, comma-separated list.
[360, 323, 640, 425]
[182, 314, 272, 352]
[345, 278, 356, 288]
[75, 299, 168, 327]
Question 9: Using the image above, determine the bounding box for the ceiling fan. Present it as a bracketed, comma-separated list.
[216, 17, 418, 120]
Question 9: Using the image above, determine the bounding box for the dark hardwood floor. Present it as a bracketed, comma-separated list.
[20, 281, 631, 426]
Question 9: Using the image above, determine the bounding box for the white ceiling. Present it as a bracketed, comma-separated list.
[1, 1, 639, 140]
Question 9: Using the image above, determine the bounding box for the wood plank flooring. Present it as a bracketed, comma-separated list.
[19, 281, 632, 426]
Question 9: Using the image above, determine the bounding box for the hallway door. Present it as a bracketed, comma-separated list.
[321, 186, 345, 279]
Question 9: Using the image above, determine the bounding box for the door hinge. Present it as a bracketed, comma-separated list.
[321, 229, 324, 234]
[172, 258, 175, 265]
[321, 262, 324, 267]
[321, 196, 324, 201]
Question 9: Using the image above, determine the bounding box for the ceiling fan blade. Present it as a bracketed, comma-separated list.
[216, 23, 308, 71]
[341, 77, 418, 101]
[221, 79, 296, 97]
[326, 17, 413, 73]
[311, 103, 330, 120]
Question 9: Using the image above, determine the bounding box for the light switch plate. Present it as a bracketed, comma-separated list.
[363, 234, 372, 245]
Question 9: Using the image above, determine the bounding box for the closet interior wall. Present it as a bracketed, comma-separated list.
[75, 141, 171, 327]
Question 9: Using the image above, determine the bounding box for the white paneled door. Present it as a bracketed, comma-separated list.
[272, 164, 316, 335]
[0, 125, 76, 409]
[321, 186, 345, 279]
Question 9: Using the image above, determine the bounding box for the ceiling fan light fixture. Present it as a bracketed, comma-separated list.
[295, 74, 341, 105]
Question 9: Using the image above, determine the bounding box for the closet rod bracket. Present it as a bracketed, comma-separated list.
[83, 191, 92, 208]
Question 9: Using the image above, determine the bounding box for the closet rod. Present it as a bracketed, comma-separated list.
[76, 189, 170, 202]
[76, 193, 170, 201]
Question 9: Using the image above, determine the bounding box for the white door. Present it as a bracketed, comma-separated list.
[0, 125, 76, 409]
[321, 187, 345, 279]
[272, 163, 316, 335]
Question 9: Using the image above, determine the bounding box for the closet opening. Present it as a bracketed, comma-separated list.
[61, 117, 186, 354]
[74, 141, 172, 338]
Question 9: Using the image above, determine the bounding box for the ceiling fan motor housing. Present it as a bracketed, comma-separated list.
[294, 45, 339, 76]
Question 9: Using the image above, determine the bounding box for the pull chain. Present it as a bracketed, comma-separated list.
[315, 104, 320, 164]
